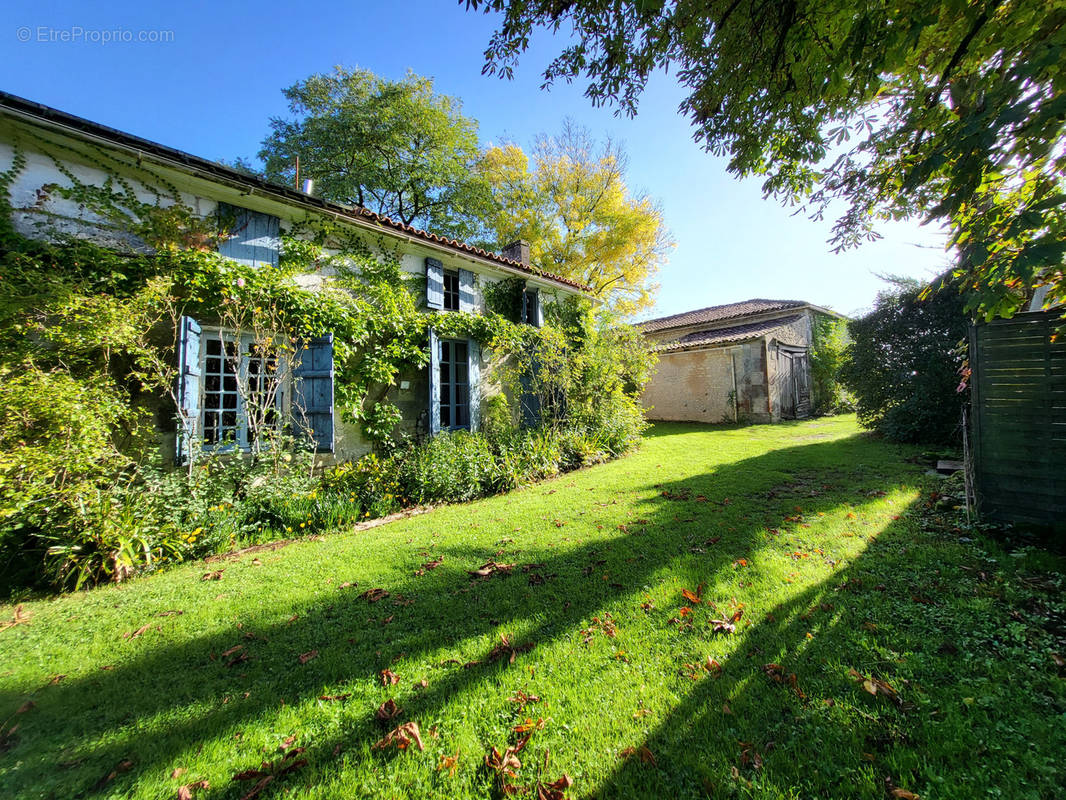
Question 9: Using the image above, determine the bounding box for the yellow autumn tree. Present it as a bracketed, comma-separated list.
[483, 123, 672, 315]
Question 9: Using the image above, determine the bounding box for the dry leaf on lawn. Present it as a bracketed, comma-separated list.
[123, 624, 152, 640]
[375, 699, 403, 721]
[374, 721, 424, 752]
[176, 779, 209, 799]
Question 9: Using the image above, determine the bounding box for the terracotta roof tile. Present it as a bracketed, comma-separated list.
[639, 299, 808, 333]
[655, 315, 803, 351]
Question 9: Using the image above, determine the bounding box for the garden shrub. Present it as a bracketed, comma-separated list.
[809, 314, 854, 414]
[396, 430, 497, 504]
[840, 278, 969, 444]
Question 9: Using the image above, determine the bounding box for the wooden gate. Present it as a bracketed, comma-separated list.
[779, 346, 812, 419]
[969, 310, 1066, 528]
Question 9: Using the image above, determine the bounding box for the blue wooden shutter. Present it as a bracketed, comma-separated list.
[428, 328, 441, 435]
[519, 372, 541, 428]
[217, 203, 280, 268]
[468, 338, 481, 431]
[293, 334, 335, 452]
[458, 268, 475, 312]
[176, 315, 202, 464]
[426, 258, 444, 310]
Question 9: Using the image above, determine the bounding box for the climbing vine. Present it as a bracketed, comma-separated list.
[0, 132, 653, 592]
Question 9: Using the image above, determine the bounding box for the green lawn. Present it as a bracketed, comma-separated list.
[2, 416, 1064, 799]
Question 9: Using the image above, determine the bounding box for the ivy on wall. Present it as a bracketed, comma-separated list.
[0, 133, 559, 451]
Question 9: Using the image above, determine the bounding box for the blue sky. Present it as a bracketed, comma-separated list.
[3, 0, 951, 318]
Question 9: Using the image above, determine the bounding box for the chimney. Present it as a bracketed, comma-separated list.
[501, 240, 530, 266]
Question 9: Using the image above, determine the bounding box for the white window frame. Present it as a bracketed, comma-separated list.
[198, 327, 288, 452]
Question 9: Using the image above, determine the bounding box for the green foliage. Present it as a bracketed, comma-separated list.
[482, 122, 672, 314]
[397, 431, 498, 504]
[469, 0, 1066, 324]
[482, 277, 526, 323]
[809, 314, 853, 414]
[840, 279, 969, 444]
[258, 66, 495, 243]
[0, 123, 652, 593]
[480, 393, 517, 441]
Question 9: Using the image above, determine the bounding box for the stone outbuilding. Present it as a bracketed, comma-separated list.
[638, 299, 844, 424]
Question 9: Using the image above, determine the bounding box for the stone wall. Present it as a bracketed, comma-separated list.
[642, 339, 771, 423]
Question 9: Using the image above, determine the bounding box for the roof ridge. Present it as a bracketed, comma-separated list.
[639, 298, 808, 330]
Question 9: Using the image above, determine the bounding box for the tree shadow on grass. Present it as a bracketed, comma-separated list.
[587, 512, 1066, 799]
[0, 432, 946, 799]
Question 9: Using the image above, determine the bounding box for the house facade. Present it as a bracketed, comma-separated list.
[638, 299, 844, 423]
[0, 92, 588, 464]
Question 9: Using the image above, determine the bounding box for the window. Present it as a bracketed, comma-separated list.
[523, 288, 540, 326]
[438, 338, 470, 430]
[201, 330, 281, 449]
[443, 270, 460, 311]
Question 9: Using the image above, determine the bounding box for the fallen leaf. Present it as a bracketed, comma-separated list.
[177, 779, 209, 799]
[319, 693, 350, 702]
[0, 604, 30, 632]
[16, 700, 34, 714]
[536, 773, 573, 800]
[48, 674, 66, 685]
[891, 790, 920, 799]
[380, 668, 400, 686]
[123, 624, 152, 640]
[438, 749, 460, 776]
[376, 699, 403, 721]
[297, 650, 317, 665]
[201, 570, 224, 581]
[92, 759, 133, 790]
[468, 561, 515, 579]
[359, 588, 390, 602]
[373, 721, 424, 751]
[171, 767, 187, 779]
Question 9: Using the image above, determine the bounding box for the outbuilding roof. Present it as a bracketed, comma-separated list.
[0, 91, 591, 294]
[639, 299, 809, 333]
[654, 314, 803, 352]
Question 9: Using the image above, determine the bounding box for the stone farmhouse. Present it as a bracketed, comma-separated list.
[0, 91, 589, 464]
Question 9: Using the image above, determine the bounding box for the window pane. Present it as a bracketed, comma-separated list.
[456, 404, 468, 428]
[223, 393, 238, 409]
[224, 376, 237, 392]
[455, 364, 467, 385]
[441, 405, 451, 427]
[206, 358, 221, 375]
[206, 338, 221, 355]
[455, 342, 467, 362]
[441, 340, 450, 363]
